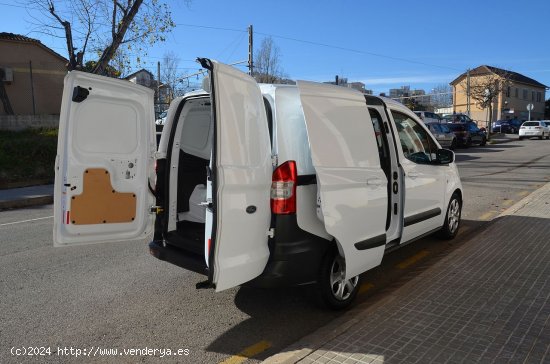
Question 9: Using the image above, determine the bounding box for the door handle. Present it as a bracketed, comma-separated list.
[408, 172, 419, 179]
[367, 178, 383, 186]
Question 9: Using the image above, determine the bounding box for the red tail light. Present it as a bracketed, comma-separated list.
[270, 161, 297, 214]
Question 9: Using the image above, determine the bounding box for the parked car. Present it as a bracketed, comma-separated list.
[447, 121, 487, 147]
[442, 113, 474, 123]
[492, 120, 514, 134]
[53, 60, 463, 309]
[519, 121, 550, 140]
[425, 122, 457, 150]
[155, 111, 167, 125]
[414, 111, 442, 124]
[492, 119, 522, 134]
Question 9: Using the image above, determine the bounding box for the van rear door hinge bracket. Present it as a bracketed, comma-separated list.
[271, 155, 278, 167]
[150, 206, 164, 215]
[154, 151, 166, 159]
[267, 228, 275, 238]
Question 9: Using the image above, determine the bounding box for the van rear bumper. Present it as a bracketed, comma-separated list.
[248, 215, 330, 288]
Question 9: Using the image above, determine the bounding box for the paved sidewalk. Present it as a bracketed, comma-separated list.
[0, 184, 53, 210]
[265, 183, 550, 364]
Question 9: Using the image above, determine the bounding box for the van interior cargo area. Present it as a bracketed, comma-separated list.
[164, 97, 212, 263]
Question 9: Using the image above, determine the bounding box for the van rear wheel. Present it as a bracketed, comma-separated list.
[318, 246, 360, 310]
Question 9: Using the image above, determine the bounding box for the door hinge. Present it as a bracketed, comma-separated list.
[154, 151, 166, 159]
[267, 228, 275, 238]
[271, 155, 278, 167]
[150, 206, 164, 215]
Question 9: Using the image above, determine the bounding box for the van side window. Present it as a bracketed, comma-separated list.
[263, 97, 273, 147]
[391, 111, 438, 164]
[368, 108, 390, 172]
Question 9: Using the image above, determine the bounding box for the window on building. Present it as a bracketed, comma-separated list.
[506, 86, 510, 97]
[523, 89, 528, 100]
[532, 91, 535, 101]
[515, 88, 518, 98]
[537, 92, 542, 102]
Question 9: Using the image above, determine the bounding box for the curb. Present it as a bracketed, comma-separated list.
[0, 195, 53, 211]
[498, 182, 550, 217]
[262, 181, 550, 364]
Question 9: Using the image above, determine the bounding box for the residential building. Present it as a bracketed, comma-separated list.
[450, 65, 547, 122]
[389, 85, 410, 99]
[125, 69, 158, 88]
[0, 32, 67, 115]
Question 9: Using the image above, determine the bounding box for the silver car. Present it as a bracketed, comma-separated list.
[426, 122, 457, 150]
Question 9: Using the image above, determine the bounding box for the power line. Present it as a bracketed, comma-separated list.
[254, 31, 461, 72]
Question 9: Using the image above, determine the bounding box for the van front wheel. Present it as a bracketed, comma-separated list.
[318, 247, 360, 310]
[438, 194, 462, 240]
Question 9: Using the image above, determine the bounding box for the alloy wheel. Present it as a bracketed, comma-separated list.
[447, 198, 460, 234]
[329, 256, 359, 301]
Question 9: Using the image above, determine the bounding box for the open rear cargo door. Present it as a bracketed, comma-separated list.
[54, 71, 155, 246]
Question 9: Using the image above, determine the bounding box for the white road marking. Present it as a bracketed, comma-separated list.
[0, 216, 54, 227]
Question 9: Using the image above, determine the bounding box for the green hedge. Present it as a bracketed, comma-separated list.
[0, 128, 58, 185]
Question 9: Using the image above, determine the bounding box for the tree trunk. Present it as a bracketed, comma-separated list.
[487, 103, 493, 140]
[0, 76, 14, 115]
[92, 0, 143, 75]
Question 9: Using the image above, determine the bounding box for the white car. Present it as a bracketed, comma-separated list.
[519, 121, 550, 140]
[414, 111, 442, 124]
[53, 59, 463, 309]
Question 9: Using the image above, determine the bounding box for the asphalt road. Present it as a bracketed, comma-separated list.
[1, 139, 549, 363]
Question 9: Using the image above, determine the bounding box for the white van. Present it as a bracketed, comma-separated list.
[53, 59, 463, 309]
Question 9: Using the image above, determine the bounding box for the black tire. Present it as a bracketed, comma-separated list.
[438, 193, 462, 240]
[480, 137, 487, 146]
[318, 246, 360, 310]
[450, 138, 457, 150]
[519, 136, 524, 140]
[539, 134, 543, 140]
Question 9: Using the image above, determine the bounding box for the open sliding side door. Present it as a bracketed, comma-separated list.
[297, 81, 389, 279]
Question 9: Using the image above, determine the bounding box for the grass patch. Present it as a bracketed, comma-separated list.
[0, 128, 58, 186]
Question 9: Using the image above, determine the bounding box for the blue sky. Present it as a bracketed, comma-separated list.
[2, 0, 550, 95]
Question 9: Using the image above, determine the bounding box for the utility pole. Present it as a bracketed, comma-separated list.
[248, 25, 253, 76]
[157, 61, 161, 109]
[467, 69, 471, 114]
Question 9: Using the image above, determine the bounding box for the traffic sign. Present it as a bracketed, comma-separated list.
[527, 103, 534, 111]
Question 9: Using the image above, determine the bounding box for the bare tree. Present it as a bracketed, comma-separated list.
[431, 84, 453, 110]
[32, 0, 176, 75]
[461, 69, 511, 139]
[254, 37, 285, 83]
[161, 51, 183, 102]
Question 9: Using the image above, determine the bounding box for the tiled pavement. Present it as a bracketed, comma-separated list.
[266, 183, 550, 364]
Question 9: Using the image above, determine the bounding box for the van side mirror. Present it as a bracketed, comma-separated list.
[435, 149, 454, 164]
